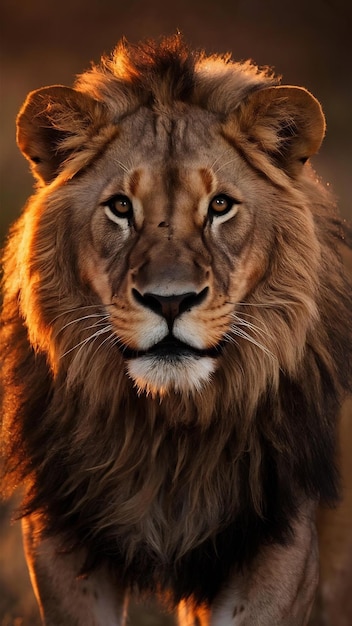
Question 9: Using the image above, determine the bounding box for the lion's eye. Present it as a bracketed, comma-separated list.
[104, 194, 133, 221]
[208, 195, 238, 218]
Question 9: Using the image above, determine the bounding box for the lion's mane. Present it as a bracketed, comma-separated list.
[1, 35, 352, 604]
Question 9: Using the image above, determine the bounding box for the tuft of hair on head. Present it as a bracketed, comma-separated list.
[76, 32, 280, 120]
[104, 32, 198, 106]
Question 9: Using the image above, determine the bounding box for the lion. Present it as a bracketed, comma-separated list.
[1, 34, 351, 626]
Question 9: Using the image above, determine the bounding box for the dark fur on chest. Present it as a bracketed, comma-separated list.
[15, 354, 340, 605]
[80, 446, 302, 605]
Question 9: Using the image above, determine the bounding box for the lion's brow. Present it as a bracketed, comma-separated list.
[128, 170, 142, 197]
[199, 167, 213, 195]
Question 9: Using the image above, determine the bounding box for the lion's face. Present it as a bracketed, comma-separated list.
[77, 106, 273, 395]
[14, 42, 326, 400]
[24, 104, 319, 400]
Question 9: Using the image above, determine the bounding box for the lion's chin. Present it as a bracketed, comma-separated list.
[126, 354, 216, 396]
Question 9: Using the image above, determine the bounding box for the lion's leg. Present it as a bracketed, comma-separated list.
[22, 515, 128, 626]
[208, 503, 318, 626]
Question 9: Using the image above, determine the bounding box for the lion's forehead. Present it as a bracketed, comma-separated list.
[117, 106, 224, 163]
[98, 107, 241, 215]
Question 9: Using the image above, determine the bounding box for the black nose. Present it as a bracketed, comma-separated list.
[132, 288, 208, 328]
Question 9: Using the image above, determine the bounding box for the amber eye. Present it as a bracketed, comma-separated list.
[208, 194, 238, 218]
[104, 194, 133, 220]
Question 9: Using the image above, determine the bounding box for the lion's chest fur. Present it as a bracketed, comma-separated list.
[30, 383, 310, 603]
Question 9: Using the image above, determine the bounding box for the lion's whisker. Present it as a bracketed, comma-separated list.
[55, 314, 111, 337]
[213, 157, 239, 175]
[231, 312, 273, 337]
[209, 148, 234, 172]
[230, 313, 276, 343]
[227, 324, 278, 362]
[60, 327, 112, 359]
[114, 158, 131, 174]
[89, 329, 123, 360]
[50, 305, 113, 324]
[227, 300, 296, 309]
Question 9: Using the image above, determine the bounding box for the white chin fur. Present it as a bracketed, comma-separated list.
[126, 354, 216, 396]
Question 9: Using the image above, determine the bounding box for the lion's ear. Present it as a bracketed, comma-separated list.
[238, 85, 326, 175]
[17, 86, 109, 184]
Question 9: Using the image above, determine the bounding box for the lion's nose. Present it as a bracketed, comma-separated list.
[132, 288, 208, 328]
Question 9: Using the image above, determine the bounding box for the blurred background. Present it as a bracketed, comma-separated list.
[0, 0, 351, 624]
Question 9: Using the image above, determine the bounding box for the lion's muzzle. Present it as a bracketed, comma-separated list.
[132, 287, 209, 330]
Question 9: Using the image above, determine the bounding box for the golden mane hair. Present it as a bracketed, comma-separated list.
[1, 34, 352, 604]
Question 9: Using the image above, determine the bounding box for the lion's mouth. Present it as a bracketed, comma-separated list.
[120, 335, 223, 360]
